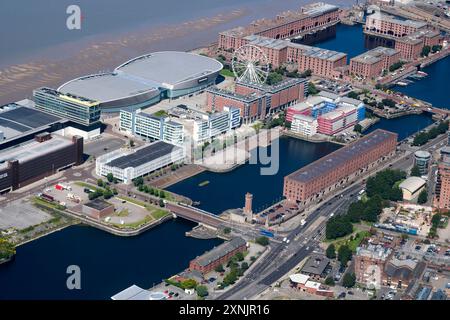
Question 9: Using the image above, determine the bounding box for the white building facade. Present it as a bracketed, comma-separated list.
[96, 141, 185, 184]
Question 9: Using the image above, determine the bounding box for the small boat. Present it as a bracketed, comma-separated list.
[417, 71, 428, 76]
[192, 201, 201, 206]
[396, 81, 409, 86]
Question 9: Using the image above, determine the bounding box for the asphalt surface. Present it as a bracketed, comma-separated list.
[217, 132, 449, 300]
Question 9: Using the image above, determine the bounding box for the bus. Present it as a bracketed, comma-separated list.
[260, 229, 274, 238]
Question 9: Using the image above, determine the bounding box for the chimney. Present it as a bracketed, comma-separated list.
[244, 192, 253, 215]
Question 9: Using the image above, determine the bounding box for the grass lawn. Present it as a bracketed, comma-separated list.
[117, 196, 169, 221]
[74, 181, 105, 191]
[116, 209, 129, 217]
[112, 215, 154, 229]
[329, 230, 371, 252]
[220, 69, 235, 78]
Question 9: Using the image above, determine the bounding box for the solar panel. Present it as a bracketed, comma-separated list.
[0, 118, 30, 132]
[0, 107, 61, 128]
[107, 141, 180, 169]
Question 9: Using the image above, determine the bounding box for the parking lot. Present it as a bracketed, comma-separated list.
[84, 136, 125, 157]
[0, 197, 53, 231]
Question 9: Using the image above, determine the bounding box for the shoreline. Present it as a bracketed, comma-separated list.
[0, 9, 249, 105]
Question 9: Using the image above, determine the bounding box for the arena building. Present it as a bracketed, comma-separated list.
[96, 141, 185, 184]
[0, 133, 83, 193]
[58, 52, 223, 113]
[283, 129, 398, 204]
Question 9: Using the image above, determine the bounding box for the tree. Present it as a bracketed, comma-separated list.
[325, 276, 335, 286]
[133, 176, 144, 187]
[106, 173, 114, 183]
[159, 190, 166, 199]
[266, 72, 283, 85]
[235, 252, 245, 262]
[0, 238, 16, 260]
[354, 124, 362, 133]
[196, 285, 208, 297]
[97, 179, 104, 187]
[421, 45, 431, 57]
[129, 140, 135, 147]
[301, 69, 312, 77]
[103, 188, 113, 199]
[418, 189, 428, 204]
[180, 279, 197, 289]
[431, 45, 442, 53]
[241, 262, 249, 270]
[223, 227, 231, 234]
[342, 273, 356, 288]
[215, 264, 224, 273]
[326, 217, 353, 240]
[308, 82, 319, 95]
[159, 199, 165, 207]
[347, 91, 359, 99]
[326, 244, 337, 259]
[338, 245, 353, 266]
[410, 165, 421, 177]
[256, 236, 269, 246]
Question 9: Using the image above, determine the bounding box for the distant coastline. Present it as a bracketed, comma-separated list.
[0, 9, 248, 105]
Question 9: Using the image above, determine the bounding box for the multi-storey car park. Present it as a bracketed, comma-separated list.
[0, 132, 83, 193]
[58, 51, 223, 113]
[283, 129, 398, 205]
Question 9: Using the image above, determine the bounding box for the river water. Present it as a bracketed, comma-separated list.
[0, 17, 446, 300]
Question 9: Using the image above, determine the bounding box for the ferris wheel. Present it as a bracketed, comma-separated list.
[232, 44, 270, 85]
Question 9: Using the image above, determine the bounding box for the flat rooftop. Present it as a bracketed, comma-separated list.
[301, 254, 330, 275]
[368, 12, 427, 29]
[106, 141, 182, 169]
[0, 103, 63, 143]
[207, 86, 263, 103]
[220, 2, 338, 38]
[0, 134, 73, 169]
[286, 129, 398, 183]
[84, 198, 113, 211]
[194, 237, 246, 267]
[351, 46, 399, 64]
[301, 46, 347, 62]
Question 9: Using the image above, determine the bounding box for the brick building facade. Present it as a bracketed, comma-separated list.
[283, 129, 397, 204]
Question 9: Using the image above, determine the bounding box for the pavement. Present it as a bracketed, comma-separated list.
[216, 131, 450, 300]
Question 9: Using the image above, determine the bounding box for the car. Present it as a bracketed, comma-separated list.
[347, 291, 354, 295]
[338, 292, 346, 299]
[415, 245, 422, 251]
[174, 293, 179, 297]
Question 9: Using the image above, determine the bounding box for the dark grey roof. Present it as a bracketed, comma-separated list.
[0, 105, 61, 130]
[287, 129, 398, 183]
[301, 254, 330, 276]
[194, 237, 246, 267]
[106, 141, 181, 169]
[431, 289, 447, 300]
[384, 260, 425, 281]
[84, 198, 113, 211]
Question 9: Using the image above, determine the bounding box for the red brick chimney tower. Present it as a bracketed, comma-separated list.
[244, 192, 253, 215]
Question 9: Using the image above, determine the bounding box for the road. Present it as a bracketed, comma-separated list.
[217, 131, 449, 300]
